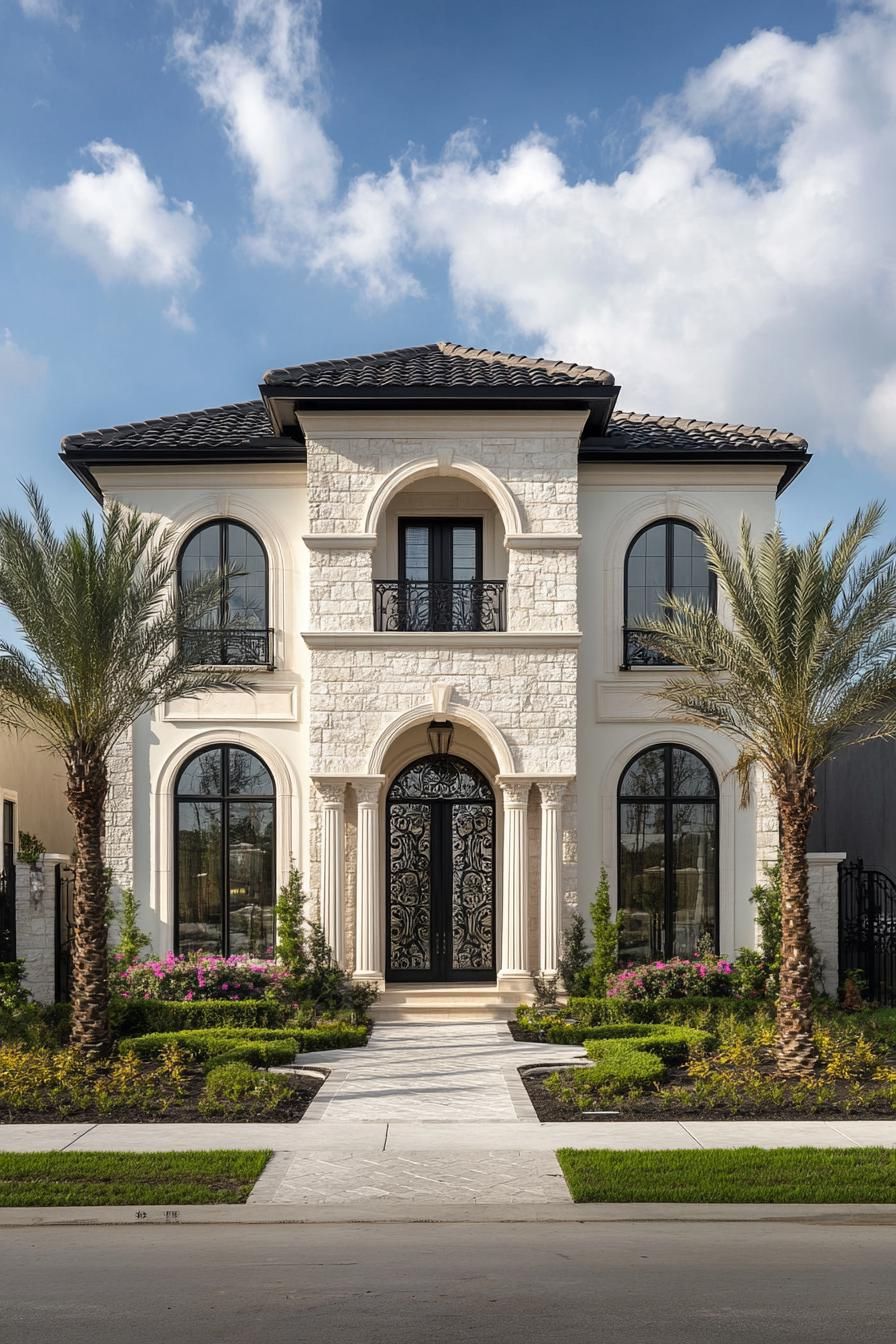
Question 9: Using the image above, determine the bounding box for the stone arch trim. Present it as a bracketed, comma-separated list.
[362, 456, 525, 538]
[366, 703, 515, 776]
[151, 728, 301, 937]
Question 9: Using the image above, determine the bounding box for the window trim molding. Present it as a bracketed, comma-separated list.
[177, 518, 271, 666]
[616, 742, 720, 961]
[622, 517, 717, 669]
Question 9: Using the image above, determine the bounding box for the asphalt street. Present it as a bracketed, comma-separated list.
[2, 1219, 895, 1343]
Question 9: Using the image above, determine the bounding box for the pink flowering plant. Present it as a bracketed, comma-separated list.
[112, 951, 294, 1003]
[606, 957, 734, 1002]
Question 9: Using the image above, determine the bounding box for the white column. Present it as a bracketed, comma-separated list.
[537, 781, 566, 978]
[354, 777, 385, 983]
[314, 779, 346, 966]
[498, 779, 531, 990]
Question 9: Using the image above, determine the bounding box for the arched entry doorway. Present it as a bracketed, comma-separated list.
[386, 755, 496, 982]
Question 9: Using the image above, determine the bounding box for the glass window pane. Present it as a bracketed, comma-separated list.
[618, 801, 666, 963]
[228, 750, 274, 797]
[671, 801, 718, 958]
[228, 801, 275, 956]
[177, 749, 223, 797]
[177, 801, 223, 954]
[626, 523, 668, 620]
[619, 748, 666, 798]
[671, 748, 716, 798]
[451, 526, 478, 582]
[180, 525, 223, 630]
[225, 525, 267, 630]
[672, 524, 712, 608]
[403, 526, 429, 581]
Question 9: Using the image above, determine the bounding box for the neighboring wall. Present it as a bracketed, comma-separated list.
[0, 726, 73, 857]
[810, 737, 896, 878]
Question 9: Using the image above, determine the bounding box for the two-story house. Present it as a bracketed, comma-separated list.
[60, 343, 809, 1016]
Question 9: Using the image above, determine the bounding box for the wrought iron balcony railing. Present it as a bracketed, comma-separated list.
[181, 627, 274, 667]
[622, 626, 678, 670]
[373, 580, 506, 633]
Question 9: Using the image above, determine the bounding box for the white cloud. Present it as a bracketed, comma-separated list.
[0, 330, 47, 402]
[163, 297, 196, 333]
[18, 0, 78, 28]
[25, 140, 207, 293]
[177, 0, 896, 461]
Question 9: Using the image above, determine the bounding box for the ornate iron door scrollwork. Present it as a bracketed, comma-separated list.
[387, 755, 496, 982]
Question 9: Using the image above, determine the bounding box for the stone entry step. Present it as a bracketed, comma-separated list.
[372, 986, 523, 1022]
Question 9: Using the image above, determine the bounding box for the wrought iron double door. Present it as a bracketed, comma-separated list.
[387, 756, 496, 982]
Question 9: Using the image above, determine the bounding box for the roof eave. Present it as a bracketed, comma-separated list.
[60, 440, 307, 503]
[578, 442, 811, 495]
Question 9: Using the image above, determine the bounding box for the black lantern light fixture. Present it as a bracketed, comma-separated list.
[427, 718, 454, 756]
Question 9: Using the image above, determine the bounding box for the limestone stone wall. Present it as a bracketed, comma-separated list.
[15, 853, 68, 1004]
[104, 726, 134, 897]
[807, 851, 844, 998]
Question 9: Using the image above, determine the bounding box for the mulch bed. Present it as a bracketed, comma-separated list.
[0, 1065, 327, 1124]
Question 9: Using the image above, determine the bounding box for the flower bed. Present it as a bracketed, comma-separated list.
[606, 958, 734, 1001]
[113, 952, 293, 1004]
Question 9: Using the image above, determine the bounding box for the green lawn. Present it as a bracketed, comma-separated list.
[0, 1150, 272, 1207]
[557, 1146, 896, 1204]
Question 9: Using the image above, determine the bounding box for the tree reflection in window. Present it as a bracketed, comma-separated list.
[175, 745, 275, 957]
[617, 745, 719, 963]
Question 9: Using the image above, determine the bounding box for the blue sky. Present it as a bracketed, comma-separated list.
[2, 0, 895, 542]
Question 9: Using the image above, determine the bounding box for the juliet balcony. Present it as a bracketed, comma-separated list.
[373, 579, 507, 633]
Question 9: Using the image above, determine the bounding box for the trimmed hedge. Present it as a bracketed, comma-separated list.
[548, 1023, 713, 1100]
[120, 1024, 368, 1061]
[567, 995, 766, 1028]
[113, 999, 292, 1037]
[204, 1041, 302, 1071]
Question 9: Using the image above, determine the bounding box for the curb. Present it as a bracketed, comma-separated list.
[3, 1201, 896, 1228]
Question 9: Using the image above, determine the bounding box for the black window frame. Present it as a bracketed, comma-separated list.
[177, 519, 272, 667]
[398, 517, 484, 584]
[622, 518, 716, 669]
[616, 743, 720, 961]
[173, 744, 276, 957]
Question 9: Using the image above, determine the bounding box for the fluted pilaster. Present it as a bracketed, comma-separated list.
[313, 778, 346, 966]
[353, 777, 385, 981]
[536, 780, 566, 977]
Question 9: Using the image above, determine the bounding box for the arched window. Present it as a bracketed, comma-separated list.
[617, 744, 719, 962]
[178, 520, 271, 666]
[175, 745, 275, 956]
[623, 519, 715, 667]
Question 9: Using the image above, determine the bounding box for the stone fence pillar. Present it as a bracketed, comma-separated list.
[14, 852, 69, 1005]
[807, 851, 845, 999]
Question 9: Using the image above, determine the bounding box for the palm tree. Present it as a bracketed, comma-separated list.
[637, 504, 896, 1075]
[0, 485, 247, 1052]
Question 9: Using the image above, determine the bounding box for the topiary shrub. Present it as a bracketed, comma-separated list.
[203, 1040, 301, 1070]
[112, 998, 292, 1036]
[199, 1062, 293, 1117]
[120, 1023, 368, 1061]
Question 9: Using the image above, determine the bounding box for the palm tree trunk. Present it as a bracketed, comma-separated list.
[775, 778, 818, 1076]
[66, 751, 111, 1053]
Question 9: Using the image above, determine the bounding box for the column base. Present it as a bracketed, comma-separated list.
[496, 970, 535, 998]
[351, 972, 386, 992]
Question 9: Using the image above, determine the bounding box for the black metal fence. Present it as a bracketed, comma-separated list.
[0, 865, 15, 962]
[373, 580, 506, 633]
[55, 863, 75, 1002]
[838, 859, 896, 1005]
[622, 626, 676, 669]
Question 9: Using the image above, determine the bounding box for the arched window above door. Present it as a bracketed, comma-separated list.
[617, 744, 719, 963]
[178, 520, 272, 666]
[623, 519, 715, 668]
[175, 745, 275, 957]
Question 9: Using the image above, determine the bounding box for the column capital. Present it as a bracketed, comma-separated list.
[312, 777, 347, 807]
[352, 776, 385, 807]
[536, 779, 568, 808]
[497, 778, 531, 808]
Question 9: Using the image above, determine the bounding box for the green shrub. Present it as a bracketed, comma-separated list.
[199, 1062, 293, 1118]
[111, 889, 152, 967]
[583, 1024, 713, 1064]
[113, 998, 292, 1037]
[203, 1041, 300, 1071]
[558, 914, 590, 996]
[16, 832, 45, 865]
[120, 1024, 368, 1061]
[567, 996, 629, 1026]
[544, 1023, 712, 1110]
[274, 865, 307, 977]
[573, 1042, 666, 1094]
[587, 867, 620, 996]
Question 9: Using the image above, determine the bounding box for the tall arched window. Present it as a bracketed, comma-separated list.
[623, 519, 715, 667]
[178, 520, 271, 666]
[617, 744, 719, 962]
[175, 745, 275, 956]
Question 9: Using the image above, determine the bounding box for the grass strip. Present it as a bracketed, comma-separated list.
[0, 1149, 272, 1207]
[556, 1146, 896, 1204]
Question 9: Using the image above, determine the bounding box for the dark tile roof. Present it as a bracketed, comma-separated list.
[604, 410, 808, 454]
[61, 400, 282, 453]
[264, 341, 616, 389]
